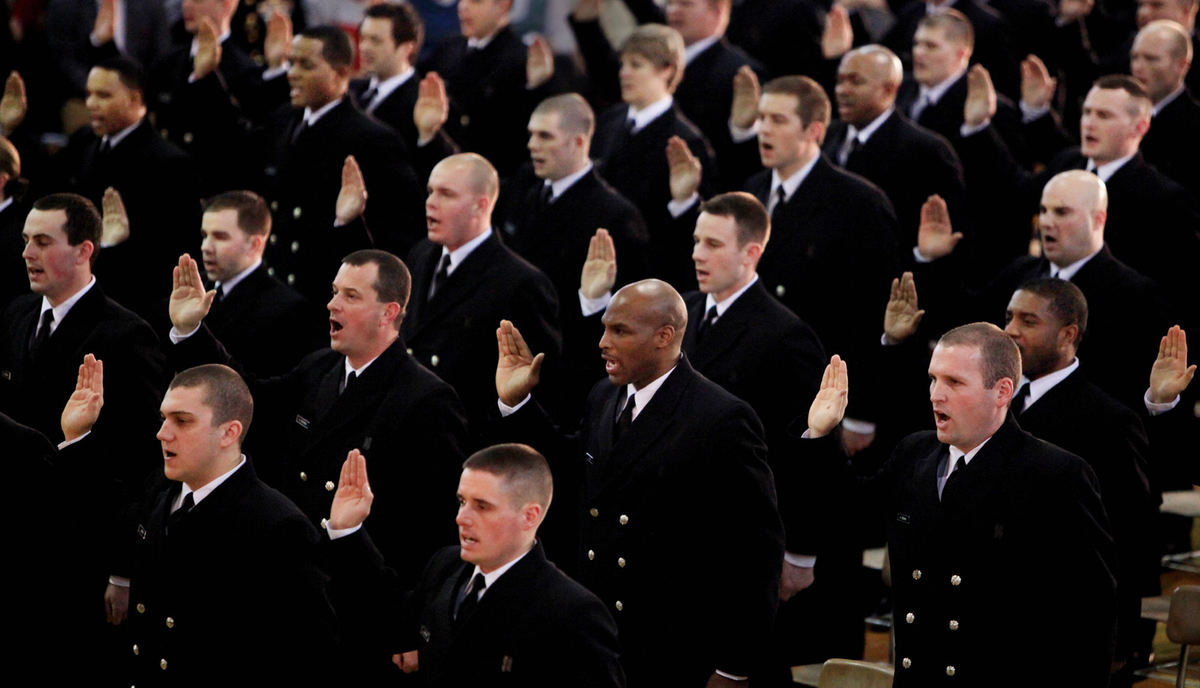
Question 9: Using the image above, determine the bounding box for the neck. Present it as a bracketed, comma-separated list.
[776, 147, 818, 180]
[186, 451, 241, 492]
[374, 60, 408, 81]
[444, 225, 488, 252]
[348, 331, 398, 369]
[711, 272, 754, 303]
[46, 273, 92, 308]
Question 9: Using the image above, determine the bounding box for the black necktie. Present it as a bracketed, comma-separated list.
[98, 137, 112, 156]
[429, 254, 451, 299]
[696, 305, 718, 343]
[30, 309, 54, 359]
[340, 371, 357, 395]
[1012, 382, 1031, 415]
[538, 183, 553, 210]
[767, 185, 786, 218]
[613, 393, 636, 442]
[291, 118, 309, 144]
[168, 492, 195, 535]
[838, 133, 860, 166]
[454, 572, 486, 620]
[360, 83, 379, 109]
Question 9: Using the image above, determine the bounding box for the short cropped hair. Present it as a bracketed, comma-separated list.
[938, 322, 1021, 388]
[301, 25, 355, 70]
[1015, 278, 1089, 346]
[532, 93, 595, 138]
[94, 56, 147, 94]
[364, 2, 424, 55]
[918, 9, 975, 50]
[204, 190, 272, 237]
[761, 75, 831, 128]
[32, 193, 102, 266]
[1092, 74, 1154, 118]
[620, 24, 686, 92]
[463, 443, 553, 510]
[342, 249, 411, 322]
[169, 364, 254, 439]
[700, 191, 770, 248]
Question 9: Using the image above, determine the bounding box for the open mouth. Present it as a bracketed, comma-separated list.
[330, 318, 344, 335]
[27, 266, 43, 278]
[934, 411, 950, 426]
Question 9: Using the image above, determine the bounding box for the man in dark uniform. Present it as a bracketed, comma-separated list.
[127, 364, 337, 685]
[495, 279, 784, 687]
[328, 443, 626, 687]
[803, 326, 1116, 687]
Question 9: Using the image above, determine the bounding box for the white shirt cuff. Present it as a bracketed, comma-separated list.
[960, 120, 989, 137]
[1145, 388, 1181, 416]
[108, 575, 130, 587]
[263, 64, 289, 80]
[714, 670, 749, 681]
[57, 431, 91, 450]
[667, 194, 699, 218]
[498, 394, 532, 416]
[728, 118, 759, 143]
[841, 417, 876, 435]
[1020, 101, 1051, 123]
[579, 290, 612, 317]
[326, 522, 362, 540]
[912, 246, 934, 263]
[168, 324, 201, 344]
[785, 552, 817, 568]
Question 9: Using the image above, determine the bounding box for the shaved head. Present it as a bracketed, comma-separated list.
[613, 279, 688, 343]
[600, 279, 688, 388]
[1046, 169, 1108, 215]
[836, 44, 903, 125]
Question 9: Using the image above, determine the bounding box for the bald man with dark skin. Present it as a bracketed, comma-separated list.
[824, 44, 968, 251]
[496, 278, 784, 687]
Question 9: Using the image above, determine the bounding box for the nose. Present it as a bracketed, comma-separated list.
[156, 421, 171, 442]
[327, 293, 339, 312]
[456, 504, 471, 526]
[21, 241, 34, 260]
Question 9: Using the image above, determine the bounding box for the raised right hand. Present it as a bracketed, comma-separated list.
[884, 271, 924, 345]
[1150, 325, 1195, 404]
[666, 135, 701, 202]
[808, 355, 848, 438]
[169, 254, 216, 334]
[580, 228, 617, 299]
[329, 449, 373, 530]
[414, 72, 449, 141]
[917, 194, 962, 260]
[496, 320, 544, 406]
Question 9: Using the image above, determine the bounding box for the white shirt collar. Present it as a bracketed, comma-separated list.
[622, 358, 680, 420]
[0, 197, 14, 214]
[1017, 358, 1079, 411]
[343, 350, 383, 385]
[1153, 86, 1186, 116]
[1050, 245, 1102, 280]
[627, 95, 674, 133]
[177, 455, 247, 509]
[704, 273, 759, 319]
[770, 153, 821, 202]
[40, 276, 97, 335]
[103, 118, 143, 150]
[364, 68, 416, 111]
[919, 69, 966, 106]
[1088, 151, 1135, 183]
[467, 29, 501, 50]
[947, 433, 991, 470]
[547, 162, 594, 199]
[214, 259, 261, 297]
[684, 34, 721, 65]
[441, 227, 493, 276]
[471, 544, 533, 592]
[847, 107, 895, 144]
[303, 97, 344, 127]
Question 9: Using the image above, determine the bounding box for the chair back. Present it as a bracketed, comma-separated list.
[1168, 585, 1200, 645]
[817, 658, 895, 688]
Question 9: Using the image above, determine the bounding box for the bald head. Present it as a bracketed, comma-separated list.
[1038, 171, 1108, 266]
[600, 279, 688, 388]
[438, 153, 499, 205]
[1046, 170, 1108, 215]
[836, 45, 903, 126]
[1132, 20, 1193, 102]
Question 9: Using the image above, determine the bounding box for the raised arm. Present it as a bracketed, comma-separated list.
[169, 253, 217, 335]
[496, 320, 545, 406]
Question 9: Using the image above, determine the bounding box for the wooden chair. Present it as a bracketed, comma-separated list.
[1167, 585, 1200, 688]
[816, 658, 895, 688]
